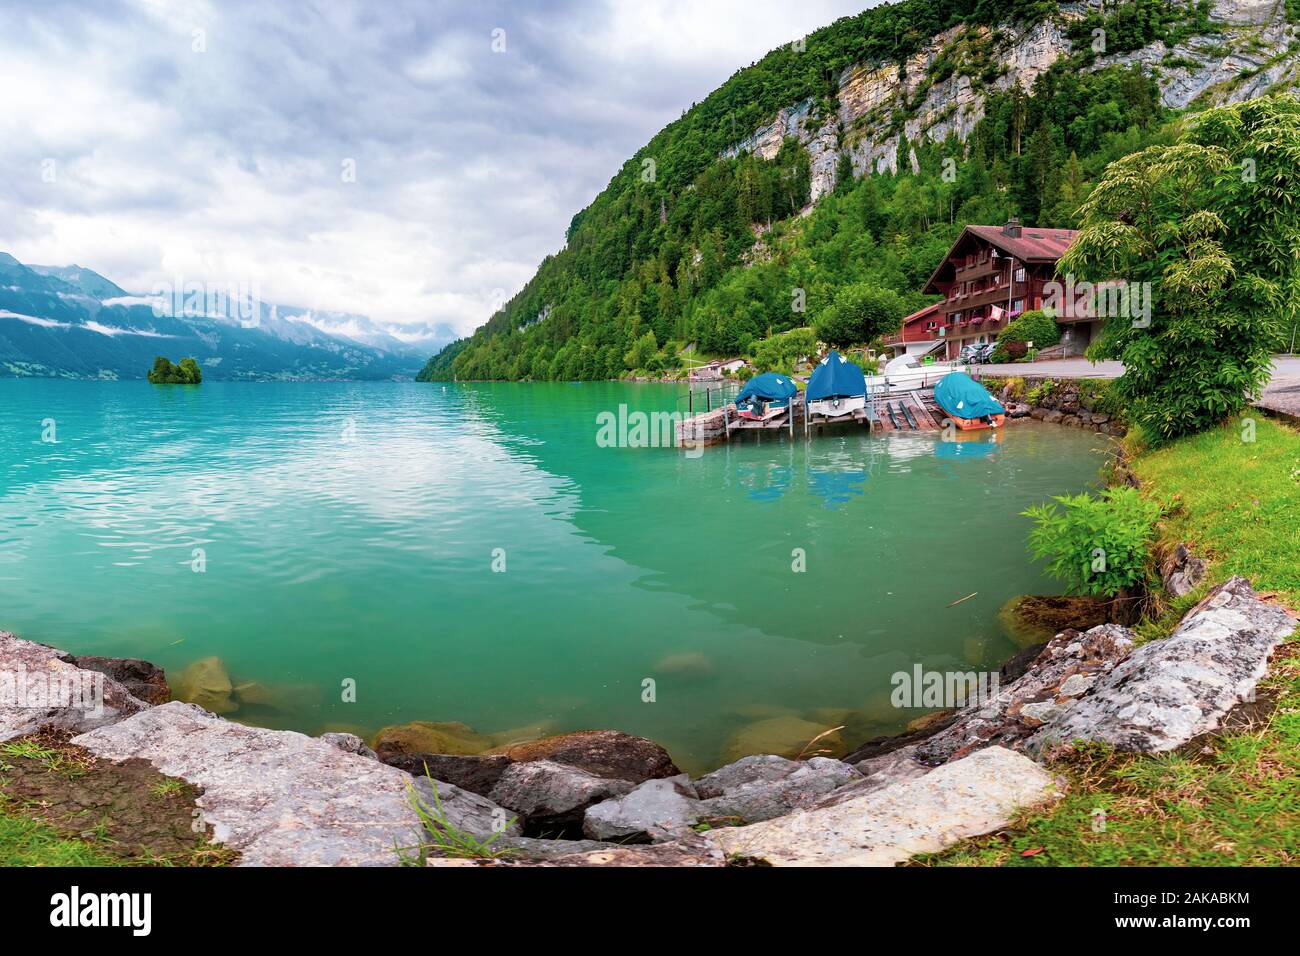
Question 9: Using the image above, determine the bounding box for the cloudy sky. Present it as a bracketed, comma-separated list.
[0, 0, 874, 340]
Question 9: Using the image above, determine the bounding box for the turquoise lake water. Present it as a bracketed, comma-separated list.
[0, 380, 1104, 770]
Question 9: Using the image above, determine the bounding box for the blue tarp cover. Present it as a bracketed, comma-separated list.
[933, 372, 1005, 420]
[735, 372, 798, 408]
[805, 350, 866, 402]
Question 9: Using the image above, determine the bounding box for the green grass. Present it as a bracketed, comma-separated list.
[0, 799, 121, 866]
[922, 416, 1300, 866]
[1129, 416, 1300, 606]
[396, 772, 517, 864]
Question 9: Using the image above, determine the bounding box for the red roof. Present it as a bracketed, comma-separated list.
[883, 301, 943, 344]
[923, 224, 1078, 295]
[965, 225, 1078, 262]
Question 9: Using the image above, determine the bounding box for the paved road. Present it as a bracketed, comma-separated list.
[973, 355, 1300, 417]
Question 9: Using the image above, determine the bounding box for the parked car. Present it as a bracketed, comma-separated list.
[974, 342, 999, 364]
[958, 344, 985, 365]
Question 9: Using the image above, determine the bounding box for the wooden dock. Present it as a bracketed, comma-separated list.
[874, 390, 942, 432]
[675, 387, 943, 447]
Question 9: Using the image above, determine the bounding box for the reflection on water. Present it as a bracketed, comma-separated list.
[0, 380, 1103, 770]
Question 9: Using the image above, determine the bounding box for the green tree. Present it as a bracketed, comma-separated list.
[623, 330, 659, 371]
[147, 356, 203, 384]
[1060, 96, 1300, 442]
[814, 283, 906, 348]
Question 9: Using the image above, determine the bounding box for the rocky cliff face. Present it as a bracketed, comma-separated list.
[727, 0, 1300, 200]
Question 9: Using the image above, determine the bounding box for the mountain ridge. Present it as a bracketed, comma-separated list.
[420, 0, 1300, 381]
[0, 251, 455, 381]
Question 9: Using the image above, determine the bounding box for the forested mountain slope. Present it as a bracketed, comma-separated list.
[419, 0, 1300, 381]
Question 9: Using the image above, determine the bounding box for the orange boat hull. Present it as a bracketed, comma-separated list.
[948, 413, 1005, 431]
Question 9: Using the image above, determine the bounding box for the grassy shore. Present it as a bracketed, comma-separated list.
[922, 415, 1300, 866]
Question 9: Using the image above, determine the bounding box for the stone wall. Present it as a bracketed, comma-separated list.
[985, 375, 1126, 436]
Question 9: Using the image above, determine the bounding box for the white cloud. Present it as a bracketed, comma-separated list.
[0, 0, 875, 338]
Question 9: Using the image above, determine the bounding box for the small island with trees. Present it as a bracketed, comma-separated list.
[148, 356, 203, 384]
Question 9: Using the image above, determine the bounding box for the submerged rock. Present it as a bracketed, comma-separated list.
[57, 653, 170, 706]
[707, 746, 1061, 866]
[487, 759, 634, 835]
[652, 651, 714, 681]
[998, 594, 1110, 647]
[721, 716, 844, 763]
[72, 701, 424, 866]
[372, 720, 494, 758]
[174, 656, 236, 715]
[1, 633, 151, 741]
[1033, 577, 1296, 753]
[583, 774, 702, 842]
[915, 624, 1135, 765]
[492, 730, 680, 784]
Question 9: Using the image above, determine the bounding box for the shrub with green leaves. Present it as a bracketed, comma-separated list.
[1024, 486, 1163, 597]
[991, 309, 1060, 363]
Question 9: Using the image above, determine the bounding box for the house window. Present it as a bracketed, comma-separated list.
[1011, 299, 1025, 314]
[1014, 267, 1026, 282]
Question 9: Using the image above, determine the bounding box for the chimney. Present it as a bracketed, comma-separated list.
[1003, 217, 1022, 238]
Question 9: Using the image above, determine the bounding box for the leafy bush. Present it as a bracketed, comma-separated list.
[814, 283, 906, 348]
[752, 327, 818, 373]
[990, 309, 1059, 362]
[1002, 376, 1026, 401]
[1024, 486, 1163, 597]
[1025, 378, 1056, 405]
[1077, 378, 1126, 421]
[148, 356, 202, 384]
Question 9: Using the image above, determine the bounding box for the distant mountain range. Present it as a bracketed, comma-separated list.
[0, 251, 455, 380]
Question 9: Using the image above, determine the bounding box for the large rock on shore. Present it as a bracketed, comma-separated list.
[0, 633, 151, 741]
[583, 774, 702, 842]
[1033, 577, 1296, 753]
[707, 746, 1061, 866]
[57, 653, 170, 706]
[487, 759, 634, 835]
[1161, 543, 1209, 598]
[382, 752, 512, 794]
[694, 755, 863, 823]
[72, 701, 434, 866]
[491, 730, 680, 784]
[915, 623, 1136, 765]
[410, 776, 522, 840]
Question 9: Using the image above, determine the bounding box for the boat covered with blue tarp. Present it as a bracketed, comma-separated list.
[933, 371, 1006, 430]
[805, 350, 866, 402]
[735, 372, 798, 410]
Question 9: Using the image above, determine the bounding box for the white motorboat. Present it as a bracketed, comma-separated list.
[869, 354, 960, 392]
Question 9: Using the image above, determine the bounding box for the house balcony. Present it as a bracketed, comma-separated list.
[948, 281, 1027, 312]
